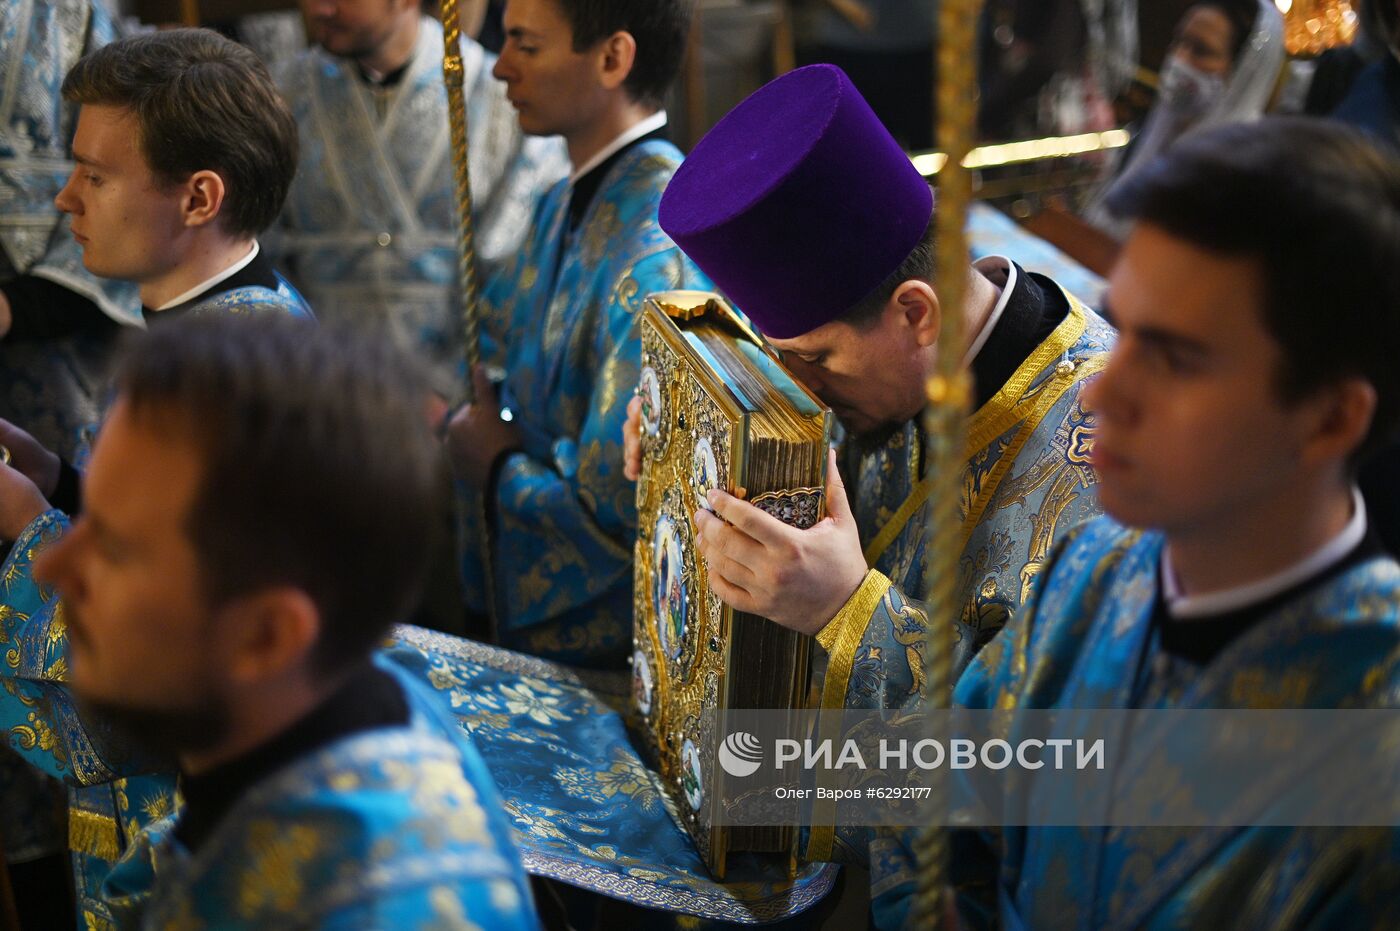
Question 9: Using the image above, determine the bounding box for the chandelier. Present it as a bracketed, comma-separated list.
[1276, 0, 1361, 56]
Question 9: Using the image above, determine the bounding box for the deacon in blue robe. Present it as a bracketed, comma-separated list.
[465, 132, 709, 667]
[0, 557, 535, 929]
[0, 313, 539, 929]
[917, 516, 1400, 931]
[9, 247, 315, 925]
[872, 118, 1400, 929]
[447, 0, 707, 669]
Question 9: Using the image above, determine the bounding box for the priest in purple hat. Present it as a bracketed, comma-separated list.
[624, 57, 1115, 883]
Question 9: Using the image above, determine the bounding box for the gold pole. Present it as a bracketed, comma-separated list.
[441, 0, 498, 632]
[912, 0, 981, 927]
[683, 3, 708, 151]
[773, 2, 797, 77]
[440, 0, 484, 387]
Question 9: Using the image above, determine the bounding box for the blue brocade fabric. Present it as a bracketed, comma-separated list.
[386, 626, 838, 924]
[462, 139, 712, 668]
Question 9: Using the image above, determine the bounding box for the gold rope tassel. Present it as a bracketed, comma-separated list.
[441, 0, 498, 634]
[912, 1, 982, 927]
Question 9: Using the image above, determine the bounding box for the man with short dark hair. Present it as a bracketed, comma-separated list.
[269, 0, 567, 399]
[52, 28, 307, 318]
[895, 118, 1400, 929]
[0, 27, 312, 512]
[444, 0, 709, 667]
[0, 27, 313, 917]
[0, 314, 538, 928]
[0, 25, 313, 557]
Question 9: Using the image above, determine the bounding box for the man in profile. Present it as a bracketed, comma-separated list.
[444, 0, 709, 667]
[913, 119, 1400, 930]
[0, 314, 538, 928]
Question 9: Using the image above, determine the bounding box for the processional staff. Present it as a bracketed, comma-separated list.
[440, 0, 498, 631]
[440, 0, 484, 390]
[913, 0, 982, 927]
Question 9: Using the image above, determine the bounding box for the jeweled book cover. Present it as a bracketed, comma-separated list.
[632, 290, 830, 878]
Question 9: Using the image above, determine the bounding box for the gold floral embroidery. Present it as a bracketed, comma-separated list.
[554, 747, 663, 813]
[498, 680, 571, 725]
[140, 791, 173, 823]
[238, 822, 322, 916]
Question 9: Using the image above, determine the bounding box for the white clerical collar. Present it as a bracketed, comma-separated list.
[153, 241, 260, 311]
[568, 111, 668, 185]
[965, 255, 1018, 367]
[1162, 487, 1369, 619]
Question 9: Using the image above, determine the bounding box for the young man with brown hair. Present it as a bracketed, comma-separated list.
[895, 118, 1400, 931]
[444, 0, 710, 667]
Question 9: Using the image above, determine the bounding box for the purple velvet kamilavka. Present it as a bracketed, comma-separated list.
[659, 64, 933, 339]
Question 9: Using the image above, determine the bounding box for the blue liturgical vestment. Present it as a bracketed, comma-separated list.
[269, 17, 567, 397]
[463, 137, 711, 667]
[873, 516, 1400, 929]
[0, 514, 537, 929]
[754, 263, 1116, 903]
[809, 274, 1113, 776]
[385, 626, 839, 924]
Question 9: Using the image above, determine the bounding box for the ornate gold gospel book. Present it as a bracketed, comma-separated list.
[632, 290, 831, 877]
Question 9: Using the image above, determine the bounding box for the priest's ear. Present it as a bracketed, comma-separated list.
[179, 169, 227, 231]
[216, 587, 322, 686]
[890, 279, 942, 350]
[596, 30, 639, 93]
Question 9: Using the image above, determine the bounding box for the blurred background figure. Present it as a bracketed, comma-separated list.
[799, 0, 937, 149]
[979, 0, 1137, 141]
[1085, 0, 1284, 240]
[267, 0, 566, 403]
[0, 0, 141, 461]
[1328, 0, 1400, 149]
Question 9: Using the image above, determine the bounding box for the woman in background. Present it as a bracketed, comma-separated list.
[1085, 0, 1283, 240]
